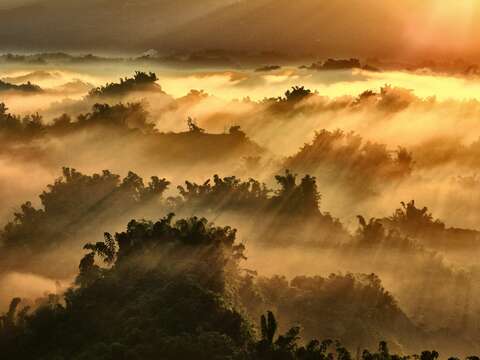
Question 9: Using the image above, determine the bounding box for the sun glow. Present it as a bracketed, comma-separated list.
[406, 0, 477, 54]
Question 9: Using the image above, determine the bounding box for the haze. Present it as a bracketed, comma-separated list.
[2, 1, 480, 359]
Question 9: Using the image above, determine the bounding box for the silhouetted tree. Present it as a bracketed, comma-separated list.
[0, 79, 42, 93]
[0, 168, 170, 277]
[187, 117, 205, 133]
[285, 129, 413, 194]
[88, 71, 161, 98]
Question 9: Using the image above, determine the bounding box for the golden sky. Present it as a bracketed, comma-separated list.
[148, 0, 480, 62]
[1, 0, 480, 61]
[402, 0, 478, 57]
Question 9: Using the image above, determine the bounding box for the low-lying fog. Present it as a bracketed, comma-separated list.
[3, 59, 480, 355]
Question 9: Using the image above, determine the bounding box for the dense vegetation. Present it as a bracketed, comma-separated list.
[0, 97, 262, 176]
[88, 71, 163, 99]
[0, 168, 346, 279]
[0, 102, 153, 140]
[285, 129, 413, 194]
[1, 165, 480, 356]
[1, 71, 480, 358]
[0, 215, 250, 359]
[382, 201, 480, 250]
[0, 79, 42, 93]
[0, 167, 169, 277]
[173, 170, 346, 245]
[0, 213, 461, 360]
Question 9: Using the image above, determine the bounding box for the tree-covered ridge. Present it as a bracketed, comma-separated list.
[2, 167, 479, 278]
[173, 170, 347, 245]
[176, 174, 271, 211]
[88, 71, 163, 99]
[0, 215, 251, 359]
[346, 210, 480, 348]
[384, 201, 476, 249]
[0, 79, 42, 93]
[261, 86, 315, 114]
[0, 168, 346, 279]
[1, 168, 480, 356]
[0, 214, 476, 360]
[175, 170, 323, 216]
[0, 167, 169, 276]
[285, 129, 413, 194]
[354, 200, 480, 251]
[1, 214, 360, 360]
[241, 273, 421, 353]
[0, 99, 263, 172]
[0, 78, 442, 194]
[0, 72, 165, 139]
[0, 102, 155, 140]
[0, 103, 46, 140]
[259, 85, 420, 117]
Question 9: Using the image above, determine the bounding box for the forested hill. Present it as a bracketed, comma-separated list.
[0, 214, 427, 359]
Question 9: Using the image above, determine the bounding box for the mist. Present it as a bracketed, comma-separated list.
[3, 4, 480, 357]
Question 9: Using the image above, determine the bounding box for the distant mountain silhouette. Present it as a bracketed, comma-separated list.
[149, 0, 407, 58]
[2, 0, 479, 62]
[0, 0, 237, 51]
[0, 0, 451, 61]
[1, 70, 61, 84]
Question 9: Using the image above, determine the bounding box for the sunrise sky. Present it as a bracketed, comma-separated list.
[0, 0, 479, 61]
[5, 2, 480, 357]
